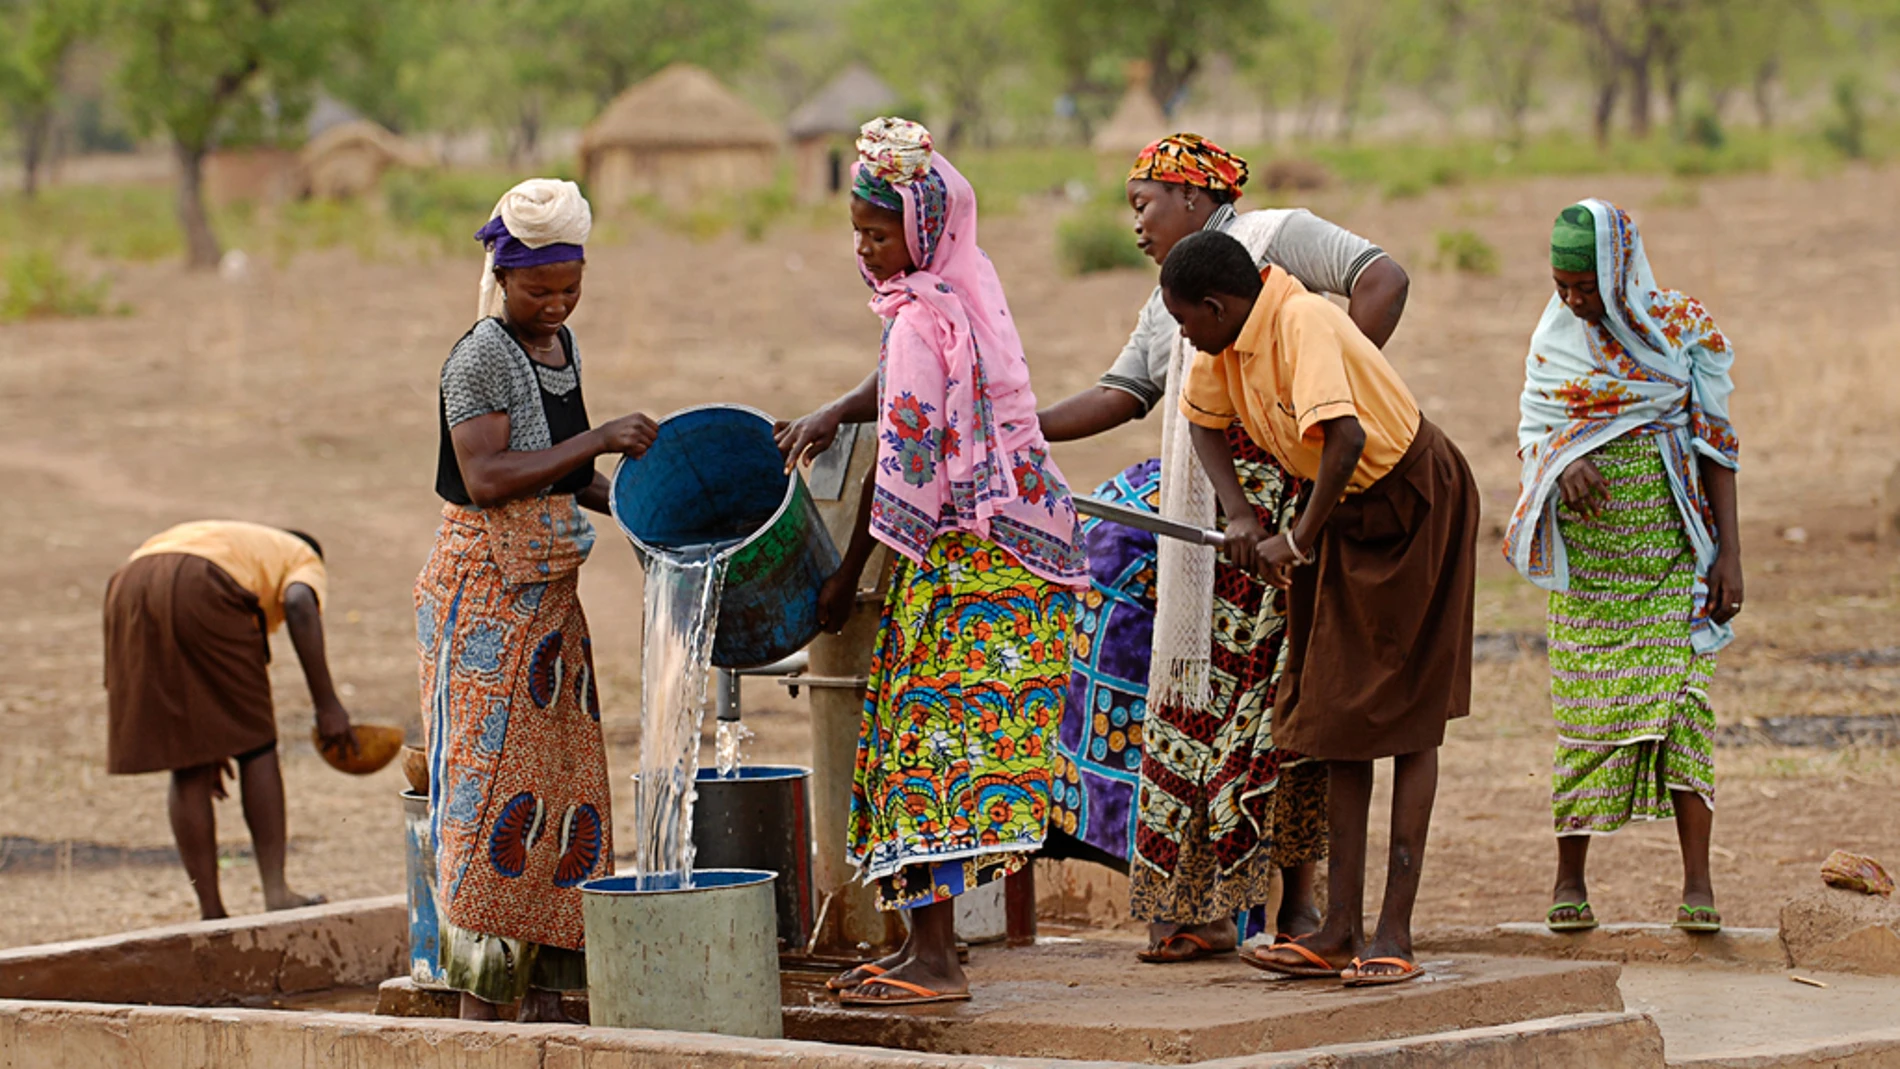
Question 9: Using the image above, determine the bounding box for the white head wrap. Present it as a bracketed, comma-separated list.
[477, 178, 593, 319]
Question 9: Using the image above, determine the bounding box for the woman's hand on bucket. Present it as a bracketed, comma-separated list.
[776, 408, 841, 473]
[816, 569, 857, 633]
[596, 413, 659, 458]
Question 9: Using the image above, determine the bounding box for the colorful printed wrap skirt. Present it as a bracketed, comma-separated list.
[1050, 459, 1161, 865]
[1549, 433, 1716, 835]
[850, 531, 1078, 911]
[1131, 427, 1327, 925]
[415, 498, 613, 976]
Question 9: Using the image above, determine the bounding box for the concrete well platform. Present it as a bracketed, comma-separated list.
[782, 936, 1626, 1065]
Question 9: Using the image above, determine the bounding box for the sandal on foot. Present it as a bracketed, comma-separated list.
[1341, 956, 1425, 987]
[837, 976, 972, 1007]
[1136, 931, 1234, 964]
[1546, 902, 1599, 933]
[1674, 905, 1722, 933]
[825, 963, 887, 992]
[1240, 936, 1345, 979]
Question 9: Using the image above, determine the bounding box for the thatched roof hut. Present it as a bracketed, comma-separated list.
[1092, 62, 1170, 159]
[581, 64, 780, 209]
[297, 120, 431, 200]
[786, 65, 900, 203]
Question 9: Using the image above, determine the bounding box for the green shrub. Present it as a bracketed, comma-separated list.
[1685, 107, 1726, 151]
[0, 251, 112, 322]
[1824, 75, 1867, 160]
[1056, 207, 1146, 276]
[1383, 175, 1429, 200]
[1433, 228, 1499, 276]
[384, 169, 519, 249]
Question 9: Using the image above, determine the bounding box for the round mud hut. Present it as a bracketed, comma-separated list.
[581, 64, 781, 210]
[1092, 61, 1170, 158]
[787, 65, 899, 203]
[297, 120, 431, 200]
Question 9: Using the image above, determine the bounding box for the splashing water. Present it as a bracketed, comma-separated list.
[631, 545, 728, 890]
[714, 720, 755, 778]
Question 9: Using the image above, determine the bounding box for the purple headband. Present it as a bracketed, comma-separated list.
[475, 216, 585, 269]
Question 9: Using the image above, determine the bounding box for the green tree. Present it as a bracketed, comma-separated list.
[408, 0, 762, 162]
[0, 0, 102, 198]
[1027, 0, 1273, 116]
[115, 0, 364, 268]
[1463, 0, 1552, 144]
[851, 0, 1029, 148]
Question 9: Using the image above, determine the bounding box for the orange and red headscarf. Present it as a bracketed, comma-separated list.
[1126, 133, 1249, 199]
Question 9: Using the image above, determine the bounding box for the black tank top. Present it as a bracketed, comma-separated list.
[435, 328, 593, 506]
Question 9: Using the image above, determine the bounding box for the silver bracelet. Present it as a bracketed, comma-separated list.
[1284, 531, 1313, 565]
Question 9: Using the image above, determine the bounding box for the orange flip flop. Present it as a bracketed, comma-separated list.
[825, 963, 887, 992]
[1342, 956, 1425, 987]
[1136, 931, 1233, 964]
[1240, 937, 1344, 979]
[837, 975, 972, 1007]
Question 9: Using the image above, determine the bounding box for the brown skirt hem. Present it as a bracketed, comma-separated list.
[104, 554, 277, 775]
[1273, 418, 1479, 762]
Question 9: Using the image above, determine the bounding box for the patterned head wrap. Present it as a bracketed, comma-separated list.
[1550, 203, 1596, 273]
[852, 117, 951, 270]
[1126, 133, 1249, 200]
[853, 116, 933, 215]
[476, 178, 591, 318]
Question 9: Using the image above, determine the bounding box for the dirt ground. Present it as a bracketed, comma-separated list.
[1, 165, 1897, 950]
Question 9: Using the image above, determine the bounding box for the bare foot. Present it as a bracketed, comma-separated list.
[264, 891, 327, 912]
[828, 947, 910, 992]
[1245, 924, 1354, 975]
[1138, 918, 1236, 962]
[841, 953, 968, 1003]
[1342, 934, 1418, 982]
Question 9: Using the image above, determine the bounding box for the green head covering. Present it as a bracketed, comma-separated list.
[1551, 204, 1597, 273]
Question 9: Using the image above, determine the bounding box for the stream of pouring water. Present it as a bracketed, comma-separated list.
[631, 545, 728, 891]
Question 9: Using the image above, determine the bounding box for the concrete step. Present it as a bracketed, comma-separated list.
[1616, 963, 1900, 1068]
[1418, 923, 1790, 969]
[1667, 1028, 1900, 1068]
[1208, 1011, 1664, 1068]
[785, 940, 1627, 1065]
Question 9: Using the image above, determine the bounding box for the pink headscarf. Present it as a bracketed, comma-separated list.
[853, 121, 1085, 587]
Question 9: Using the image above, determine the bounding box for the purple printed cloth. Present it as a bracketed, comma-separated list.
[1048, 459, 1161, 863]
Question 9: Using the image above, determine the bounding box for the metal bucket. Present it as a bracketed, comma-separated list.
[581, 870, 783, 1038]
[400, 790, 449, 989]
[610, 404, 842, 670]
[692, 766, 814, 951]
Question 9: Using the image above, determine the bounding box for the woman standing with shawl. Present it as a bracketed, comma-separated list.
[415, 178, 659, 1021]
[813, 118, 1087, 1007]
[1506, 201, 1742, 934]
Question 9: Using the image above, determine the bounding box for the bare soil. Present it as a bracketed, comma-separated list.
[1, 165, 1897, 949]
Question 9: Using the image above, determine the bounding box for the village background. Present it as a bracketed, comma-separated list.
[1, 0, 1898, 949]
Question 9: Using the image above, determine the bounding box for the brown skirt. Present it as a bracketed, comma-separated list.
[104, 554, 277, 774]
[1274, 417, 1479, 761]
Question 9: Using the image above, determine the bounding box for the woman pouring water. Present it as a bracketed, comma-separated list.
[414, 178, 659, 1022]
[797, 119, 1088, 1007]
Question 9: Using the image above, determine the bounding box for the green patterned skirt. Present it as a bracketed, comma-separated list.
[849, 531, 1077, 910]
[1548, 434, 1715, 836]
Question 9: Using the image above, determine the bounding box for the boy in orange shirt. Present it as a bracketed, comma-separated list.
[1160, 230, 1479, 985]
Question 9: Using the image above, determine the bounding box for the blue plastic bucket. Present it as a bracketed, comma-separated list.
[610, 405, 841, 669]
